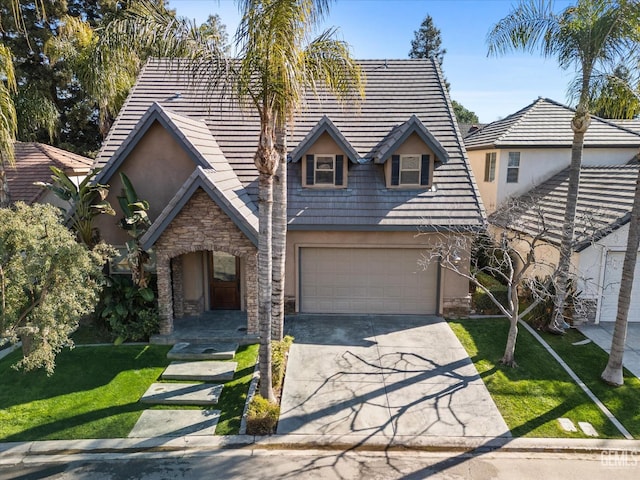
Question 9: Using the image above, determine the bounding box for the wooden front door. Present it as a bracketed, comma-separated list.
[209, 251, 241, 310]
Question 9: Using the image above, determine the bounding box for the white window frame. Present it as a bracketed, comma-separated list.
[507, 152, 520, 183]
[484, 152, 496, 182]
[314, 154, 335, 185]
[399, 154, 421, 186]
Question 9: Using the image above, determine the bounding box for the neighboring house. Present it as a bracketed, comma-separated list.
[93, 58, 485, 338]
[465, 97, 640, 214]
[491, 164, 640, 324]
[6, 142, 93, 207]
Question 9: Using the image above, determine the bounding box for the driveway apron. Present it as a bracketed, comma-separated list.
[277, 315, 510, 439]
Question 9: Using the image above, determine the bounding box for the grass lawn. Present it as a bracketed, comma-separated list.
[541, 328, 640, 438]
[450, 318, 626, 439]
[0, 343, 258, 441]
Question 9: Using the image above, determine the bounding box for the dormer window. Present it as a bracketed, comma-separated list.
[315, 155, 335, 184]
[305, 154, 345, 187]
[390, 154, 431, 187]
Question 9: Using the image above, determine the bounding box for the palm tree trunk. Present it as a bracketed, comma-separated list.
[551, 110, 590, 331]
[0, 161, 10, 208]
[601, 166, 640, 386]
[258, 170, 275, 401]
[271, 124, 287, 341]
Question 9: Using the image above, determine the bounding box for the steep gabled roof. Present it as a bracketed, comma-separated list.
[141, 166, 259, 249]
[289, 115, 359, 163]
[490, 164, 639, 251]
[8, 142, 93, 205]
[97, 58, 484, 230]
[465, 98, 640, 150]
[95, 102, 225, 185]
[373, 115, 450, 164]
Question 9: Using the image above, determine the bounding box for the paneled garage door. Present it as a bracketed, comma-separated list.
[600, 251, 640, 322]
[300, 247, 438, 314]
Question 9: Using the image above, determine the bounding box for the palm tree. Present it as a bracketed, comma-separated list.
[0, 44, 17, 208]
[601, 166, 640, 386]
[488, 0, 640, 332]
[235, 0, 363, 400]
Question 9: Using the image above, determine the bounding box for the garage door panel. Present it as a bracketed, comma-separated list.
[600, 252, 640, 322]
[300, 247, 438, 314]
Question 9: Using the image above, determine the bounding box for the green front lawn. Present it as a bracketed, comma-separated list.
[0, 343, 258, 441]
[450, 318, 630, 438]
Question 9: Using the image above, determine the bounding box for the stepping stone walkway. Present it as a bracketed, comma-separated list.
[167, 342, 238, 361]
[162, 361, 237, 382]
[140, 383, 224, 406]
[131, 342, 240, 437]
[128, 410, 221, 438]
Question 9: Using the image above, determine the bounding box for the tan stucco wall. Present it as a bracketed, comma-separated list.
[285, 230, 470, 315]
[300, 132, 349, 188]
[383, 133, 434, 188]
[96, 121, 196, 245]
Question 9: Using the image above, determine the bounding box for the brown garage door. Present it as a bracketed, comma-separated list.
[300, 247, 438, 314]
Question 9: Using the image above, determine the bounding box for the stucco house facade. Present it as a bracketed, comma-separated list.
[465, 97, 640, 214]
[93, 58, 485, 338]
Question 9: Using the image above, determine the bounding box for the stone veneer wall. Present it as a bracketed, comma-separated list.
[154, 188, 258, 335]
[442, 295, 471, 319]
[171, 257, 184, 318]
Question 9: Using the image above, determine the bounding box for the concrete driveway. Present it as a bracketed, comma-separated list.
[277, 315, 510, 439]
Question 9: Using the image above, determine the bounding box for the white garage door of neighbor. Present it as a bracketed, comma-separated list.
[300, 247, 438, 314]
[600, 251, 640, 322]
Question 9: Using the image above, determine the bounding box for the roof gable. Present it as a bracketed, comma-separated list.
[465, 97, 640, 150]
[373, 115, 449, 164]
[95, 102, 222, 185]
[289, 115, 359, 163]
[141, 166, 259, 249]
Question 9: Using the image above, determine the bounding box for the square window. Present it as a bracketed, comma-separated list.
[507, 152, 520, 183]
[484, 152, 496, 182]
[315, 155, 335, 184]
[399, 154, 421, 185]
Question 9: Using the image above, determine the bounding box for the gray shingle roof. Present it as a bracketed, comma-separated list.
[465, 98, 640, 150]
[490, 165, 639, 251]
[97, 58, 484, 230]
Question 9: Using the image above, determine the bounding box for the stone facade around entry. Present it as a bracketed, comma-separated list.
[153, 188, 258, 335]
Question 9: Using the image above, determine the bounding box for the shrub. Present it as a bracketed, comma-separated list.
[100, 275, 159, 343]
[246, 394, 280, 435]
[272, 335, 294, 393]
[472, 288, 509, 315]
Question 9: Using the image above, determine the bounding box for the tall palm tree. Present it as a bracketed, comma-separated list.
[235, 0, 363, 400]
[488, 0, 640, 332]
[601, 165, 640, 386]
[0, 44, 17, 208]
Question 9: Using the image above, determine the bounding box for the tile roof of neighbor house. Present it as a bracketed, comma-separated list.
[490, 164, 639, 252]
[97, 58, 484, 230]
[7, 142, 93, 205]
[464, 97, 640, 150]
[615, 119, 640, 134]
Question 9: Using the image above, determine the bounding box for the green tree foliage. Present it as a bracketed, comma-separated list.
[0, 203, 107, 374]
[592, 65, 640, 119]
[452, 100, 479, 124]
[0, 43, 17, 208]
[409, 14, 446, 63]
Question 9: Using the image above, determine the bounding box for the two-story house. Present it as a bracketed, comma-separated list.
[93, 58, 485, 338]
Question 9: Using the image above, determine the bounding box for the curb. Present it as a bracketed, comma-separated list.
[1, 435, 639, 463]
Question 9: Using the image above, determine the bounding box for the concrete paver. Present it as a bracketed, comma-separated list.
[167, 342, 238, 360]
[140, 383, 223, 406]
[162, 361, 237, 381]
[278, 315, 510, 438]
[577, 324, 640, 378]
[128, 410, 221, 438]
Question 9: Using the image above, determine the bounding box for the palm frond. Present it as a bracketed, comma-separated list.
[0, 44, 17, 167]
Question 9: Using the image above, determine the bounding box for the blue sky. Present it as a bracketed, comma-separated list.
[168, 0, 576, 123]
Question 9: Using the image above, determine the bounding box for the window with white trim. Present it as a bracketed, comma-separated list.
[399, 154, 421, 185]
[484, 152, 496, 182]
[507, 152, 520, 183]
[314, 155, 335, 184]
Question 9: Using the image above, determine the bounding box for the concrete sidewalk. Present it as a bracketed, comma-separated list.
[577, 324, 640, 378]
[277, 315, 510, 439]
